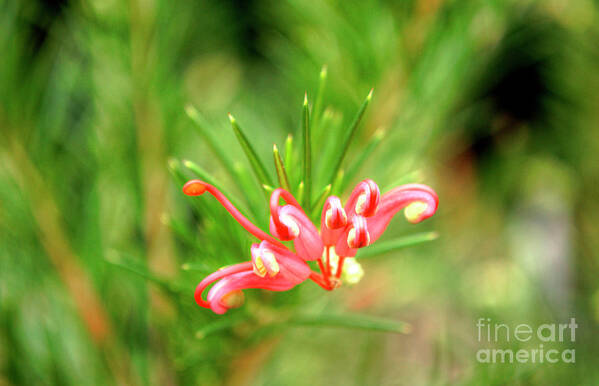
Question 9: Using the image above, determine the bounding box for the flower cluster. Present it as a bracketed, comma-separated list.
[183, 178, 438, 314]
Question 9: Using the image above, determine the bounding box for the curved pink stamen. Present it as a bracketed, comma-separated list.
[194, 262, 253, 308]
[183, 180, 285, 248]
[271, 204, 323, 260]
[365, 183, 438, 244]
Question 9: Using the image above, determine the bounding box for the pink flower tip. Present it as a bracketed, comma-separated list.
[183, 180, 207, 196]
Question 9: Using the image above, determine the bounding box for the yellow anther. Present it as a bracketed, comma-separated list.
[355, 193, 368, 215]
[221, 290, 244, 309]
[261, 251, 280, 277]
[404, 202, 428, 223]
[253, 256, 267, 277]
[347, 227, 370, 249]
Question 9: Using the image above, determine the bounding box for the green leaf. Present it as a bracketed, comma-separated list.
[161, 214, 200, 250]
[311, 184, 331, 218]
[342, 128, 386, 191]
[195, 318, 240, 339]
[284, 134, 294, 172]
[382, 170, 424, 192]
[185, 105, 236, 178]
[312, 65, 327, 127]
[232, 161, 266, 222]
[228, 113, 273, 188]
[286, 313, 411, 334]
[302, 93, 312, 213]
[330, 168, 345, 197]
[273, 144, 291, 192]
[325, 89, 373, 184]
[296, 181, 304, 205]
[181, 262, 212, 273]
[357, 231, 439, 258]
[105, 251, 181, 294]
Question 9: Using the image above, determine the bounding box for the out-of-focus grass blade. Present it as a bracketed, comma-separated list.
[228, 113, 273, 188]
[330, 169, 345, 197]
[233, 161, 266, 223]
[311, 184, 331, 218]
[302, 93, 312, 213]
[181, 262, 212, 273]
[284, 134, 299, 191]
[357, 231, 439, 258]
[312, 65, 327, 127]
[325, 89, 373, 184]
[286, 313, 411, 334]
[342, 128, 386, 191]
[284, 134, 294, 172]
[105, 251, 181, 294]
[262, 184, 274, 193]
[185, 105, 236, 177]
[195, 318, 240, 339]
[182, 159, 220, 186]
[296, 181, 304, 205]
[273, 144, 291, 192]
[382, 170, 424, 192]
[161, 214, 200, 250]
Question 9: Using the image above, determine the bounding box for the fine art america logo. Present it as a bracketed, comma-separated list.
[476, 318, 577, 364]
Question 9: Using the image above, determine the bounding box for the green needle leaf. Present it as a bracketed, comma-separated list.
[185, 105, 236, 178]
[105, 251, 181, 294]
[312, 65, 327, 127]
[302, 93, 312, 213]
[382, 170, 424, 192]
[181, 262, 212, 273]
[182, 159, 219, 187]
[330, 169, 345, 197]
[284, 134, 294, 172]
[357, 231, 439, 259]
[286, 313, 411, 334]
[161, 214, 200, 250]
[228, 113, 274, 188]
[273, 144, 291, 192]
[296, 181, 304, 205]
[311, 184, 331, 218]
[342, 128, 386, 191]
[195, 318, 240, 339]
[326, 89, 373, 184]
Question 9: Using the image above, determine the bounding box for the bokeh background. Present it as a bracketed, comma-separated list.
[1, 0, 599, 384]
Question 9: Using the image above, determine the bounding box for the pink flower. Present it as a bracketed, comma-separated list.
[183, 178, 438, 314]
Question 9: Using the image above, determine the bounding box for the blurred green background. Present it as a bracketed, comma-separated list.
[1, 0, 599, 384]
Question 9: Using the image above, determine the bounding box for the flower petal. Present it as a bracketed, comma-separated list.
[320, 196, 347, 246]
[206, 271, 298, 314]
[334, 215, 369, 257]
[251, 240, 312, 281]
[269, 188, 323, 261]
[344, 179, 380, 218]
[271, 205, 323, 260]
[206, 245, 310, 314]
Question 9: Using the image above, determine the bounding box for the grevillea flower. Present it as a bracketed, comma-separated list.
[183, 178, 438, 314]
